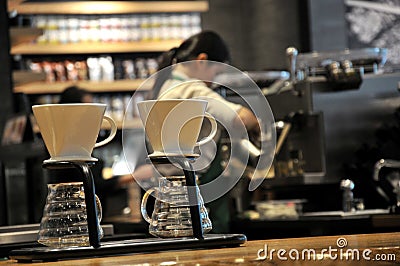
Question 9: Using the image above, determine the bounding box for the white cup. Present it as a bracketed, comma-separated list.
[32, 103, 117, 162]
[137, 99, 217, 157]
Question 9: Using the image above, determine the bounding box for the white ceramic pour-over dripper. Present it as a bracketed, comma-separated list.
[32, 103, 117, 162]
[137, 99, 217, 157]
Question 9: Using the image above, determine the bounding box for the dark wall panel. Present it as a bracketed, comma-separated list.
[202, 0, 307, 70]
[308, 0, 348, 51]
[201, 0, 246, 69]
[244, 0, 304, 70]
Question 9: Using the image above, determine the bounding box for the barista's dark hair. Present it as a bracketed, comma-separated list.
[150, 30, 230, 99]
[59, 86, 89, 103]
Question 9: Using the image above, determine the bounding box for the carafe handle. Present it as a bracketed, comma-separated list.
[94, 194, 103, 222]
[140, 188, 156, 224]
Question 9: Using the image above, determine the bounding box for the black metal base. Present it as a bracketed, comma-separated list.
[9, 234, 247, 262]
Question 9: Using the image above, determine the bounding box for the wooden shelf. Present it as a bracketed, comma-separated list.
[7, 0, 25, 12]
[10, 27, 43, 47]
[11, 40, 183, 55]
[11, 1, 209, 15]
[14, 79, 154, 94]
[13, 70, 46, 86]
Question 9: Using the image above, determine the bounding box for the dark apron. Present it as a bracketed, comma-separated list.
[199, 141, 231, 233]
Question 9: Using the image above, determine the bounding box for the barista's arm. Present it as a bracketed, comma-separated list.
[235, 106, 259, 131]
[169, 82, 260, 133]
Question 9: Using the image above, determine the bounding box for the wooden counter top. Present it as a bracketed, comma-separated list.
[2, 232, 400, 265]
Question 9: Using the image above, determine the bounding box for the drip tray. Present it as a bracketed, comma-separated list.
[0, 224, 117, 258]
[9, 234, 247, 262]
[0, 224, 114, 245]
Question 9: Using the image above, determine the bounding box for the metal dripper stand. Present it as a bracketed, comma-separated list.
[42, 160, 102, 248]
[10, 159, 246, 262]
[148, 155, 204, 240]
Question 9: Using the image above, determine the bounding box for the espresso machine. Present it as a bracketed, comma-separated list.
[262, 47, 388, 179]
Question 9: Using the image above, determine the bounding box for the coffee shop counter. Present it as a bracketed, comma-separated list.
[1, 232, 400, 265]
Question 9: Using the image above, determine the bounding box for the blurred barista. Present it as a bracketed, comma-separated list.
[150, 30, 259, 233]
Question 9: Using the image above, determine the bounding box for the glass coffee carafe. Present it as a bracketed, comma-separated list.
[141, 175, 212, 238]
[38, 182, 103, 248]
